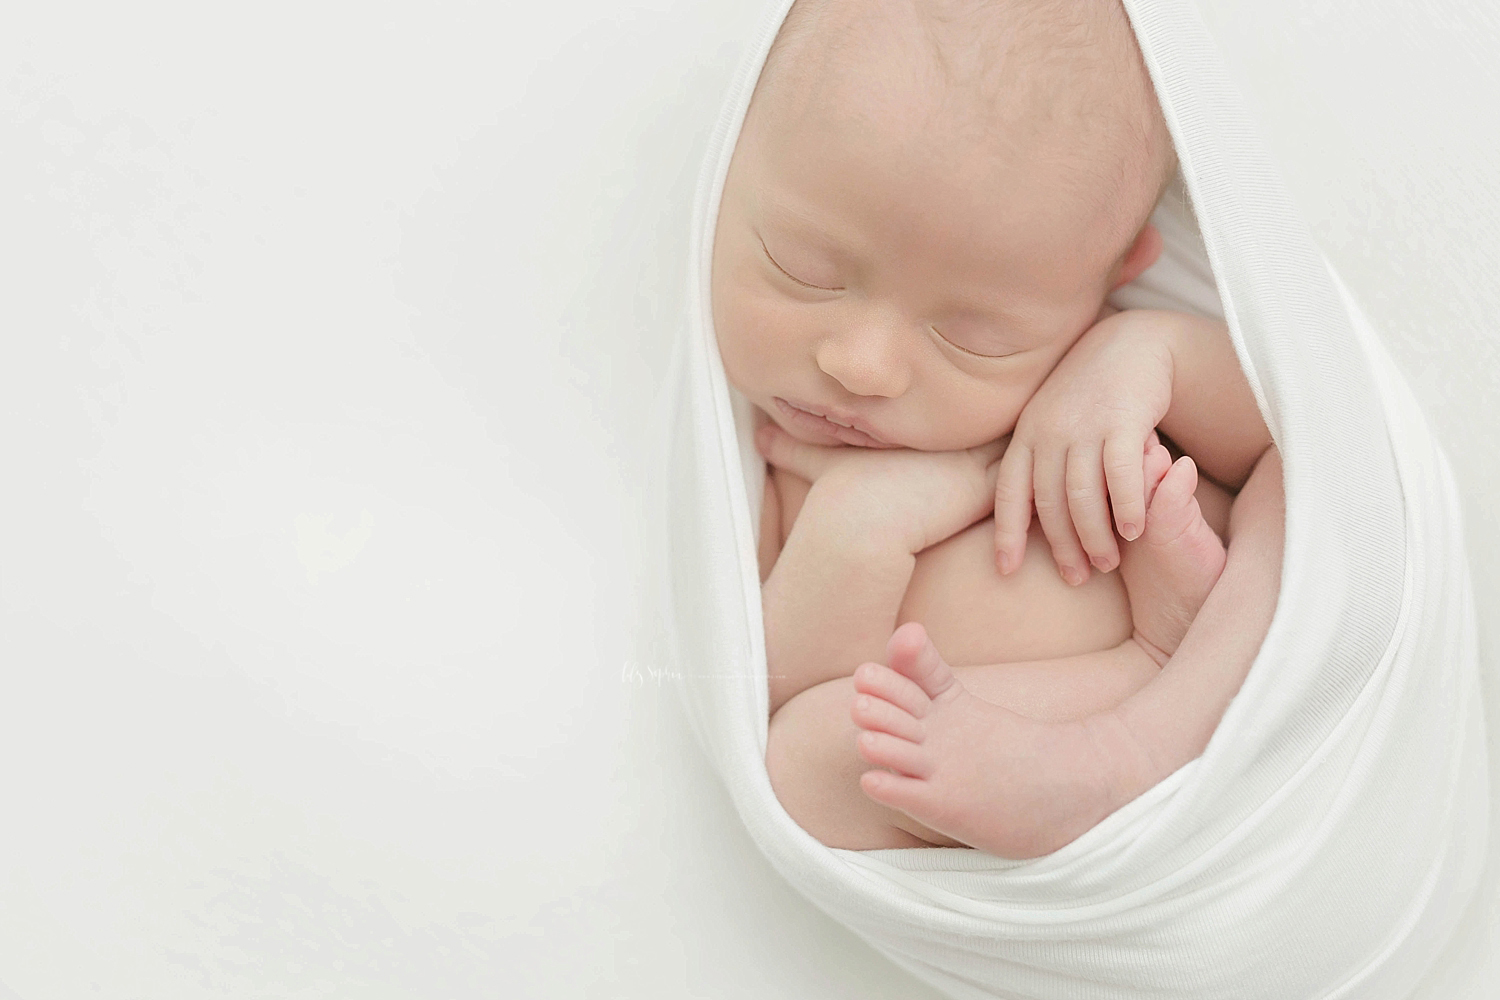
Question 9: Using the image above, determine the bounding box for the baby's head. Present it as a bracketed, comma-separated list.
[713, 0, 1175, 451]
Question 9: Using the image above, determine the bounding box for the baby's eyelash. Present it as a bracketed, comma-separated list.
[759, 239, 843, 292]
[929, 325, 1018, 360]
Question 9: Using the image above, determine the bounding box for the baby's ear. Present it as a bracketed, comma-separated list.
[1111, 223, 1163, 291]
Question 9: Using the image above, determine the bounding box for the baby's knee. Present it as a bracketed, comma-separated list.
[766, 677, 862, 822]
[766, 677, 931, 849]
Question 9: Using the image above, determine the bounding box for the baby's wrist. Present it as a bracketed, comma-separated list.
[1095, 307, 1172, 352]
[1112, 308, 1203, 369]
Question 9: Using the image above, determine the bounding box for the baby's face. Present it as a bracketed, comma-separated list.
[712, 18, 1161, 452]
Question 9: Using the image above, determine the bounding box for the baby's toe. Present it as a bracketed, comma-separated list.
[856, 730, 932, 779]
[885, 623, 959, 700]
[859, 769, 930, 814]
[1142, 443, 1174, 506]
[851, 692, 925, 742]
[853, 661, 930, 719]
[1144, 457, 1201, 545]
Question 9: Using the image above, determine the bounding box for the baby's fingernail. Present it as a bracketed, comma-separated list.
[1091, 555, 1112, 572]
[1062, 565, 1085, 586]
[997, 551, 1014, 575]
[1121, 522, 1139, 541]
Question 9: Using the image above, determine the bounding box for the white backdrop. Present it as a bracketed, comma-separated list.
[0, 2, 1494, 997]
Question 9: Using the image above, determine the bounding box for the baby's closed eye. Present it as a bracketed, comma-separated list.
[758, 235, 844, 292]
[928, 322, 1024, 360]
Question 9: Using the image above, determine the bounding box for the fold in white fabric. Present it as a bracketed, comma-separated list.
[661, 1, 1488, 995]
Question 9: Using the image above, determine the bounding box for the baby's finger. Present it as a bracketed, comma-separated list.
[1066, 445, 1120, 573]
[992, 441, 1033, 575]
[1102, 434, 1148, 542]
[755, 423, 838, 480]
[1033, 448, 1090, 586]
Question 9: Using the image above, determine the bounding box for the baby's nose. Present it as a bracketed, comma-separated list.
[815, 318, 913, 398]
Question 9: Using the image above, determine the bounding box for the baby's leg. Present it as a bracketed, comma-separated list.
[768, 675, 950, 848]
[1117, 443, 1229, 663]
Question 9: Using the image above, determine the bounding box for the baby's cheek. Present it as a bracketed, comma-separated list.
[712, 288, 761, 384]
[719, 296, 801, 387]
[716, 312, 767, 387]
[979, 370, 1051, 438]
[932, 393, 1026, 451]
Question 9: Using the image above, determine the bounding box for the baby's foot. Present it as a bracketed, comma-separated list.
[849, 623, 1124, 858]
[1117, 445, 1227, 665]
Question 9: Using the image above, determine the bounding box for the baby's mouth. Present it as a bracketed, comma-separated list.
[773, 397, 898, 449]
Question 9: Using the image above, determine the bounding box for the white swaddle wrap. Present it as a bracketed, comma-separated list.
[661, 0, 1489, 995]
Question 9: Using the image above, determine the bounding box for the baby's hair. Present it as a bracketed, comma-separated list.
[759, 0, 1176, 255]
[764, 0, 826, 69]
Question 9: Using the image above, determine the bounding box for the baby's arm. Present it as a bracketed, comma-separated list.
[1143, 310, 1271, 489]
[995, 309, 1270, 585]
[762, 483, 919, 717]
[758, 425, 1006, 716]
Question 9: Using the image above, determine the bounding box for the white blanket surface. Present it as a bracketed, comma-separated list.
[664, 1, 1489, 996]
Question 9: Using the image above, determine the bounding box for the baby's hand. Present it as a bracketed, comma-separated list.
[993, 311, 1174, 584]
[757, 424, 1006, 556]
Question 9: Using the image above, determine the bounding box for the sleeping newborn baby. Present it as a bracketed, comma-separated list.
[712, 0, 1272, 857]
